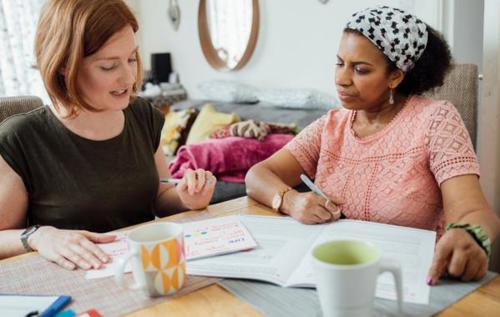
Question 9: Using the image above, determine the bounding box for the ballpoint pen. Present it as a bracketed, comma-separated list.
[300, 174, 344, 218]
[300, 174, 329, 201]
[160, 178, 181, 184]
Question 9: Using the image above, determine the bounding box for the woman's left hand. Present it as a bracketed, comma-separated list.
[176, 168, 217, 210]
[427, 228, 488, 285]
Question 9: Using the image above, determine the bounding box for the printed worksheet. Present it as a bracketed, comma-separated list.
[85, 232, 130, 279]
[182, 215, 257, 260]
[187, 216, 436, 304]
[85, 216, 257, 279]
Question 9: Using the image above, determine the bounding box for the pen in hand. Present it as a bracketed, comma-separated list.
[160, 178, 181, 184]
[300, 174, 329, 201]
[300, 174, 344, 218]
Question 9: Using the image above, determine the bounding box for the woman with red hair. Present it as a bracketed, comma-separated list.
[0, 0, 216, 270]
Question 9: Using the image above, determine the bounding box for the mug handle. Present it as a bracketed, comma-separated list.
[114, 251, 143, 290]
[379, 260, 403, 314]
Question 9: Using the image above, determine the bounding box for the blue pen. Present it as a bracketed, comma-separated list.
[40, 295, 71, 317]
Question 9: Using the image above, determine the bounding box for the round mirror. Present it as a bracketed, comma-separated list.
[198, 0, 259, 71]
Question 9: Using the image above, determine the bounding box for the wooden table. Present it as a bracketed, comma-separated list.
[124, 196, 500, 317]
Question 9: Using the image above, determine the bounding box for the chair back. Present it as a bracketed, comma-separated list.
[425, 63, 478, 147]
[0, 95, 44, 123]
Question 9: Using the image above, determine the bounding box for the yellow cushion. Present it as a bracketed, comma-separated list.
[186, 103, 240, 144]
[160, 108, 198, 156]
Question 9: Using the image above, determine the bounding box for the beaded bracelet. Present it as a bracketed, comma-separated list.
[445, 223, 491, 258]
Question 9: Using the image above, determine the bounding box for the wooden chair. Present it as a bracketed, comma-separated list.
[425, 63, 478, 147]
[0, 95, 44, 123]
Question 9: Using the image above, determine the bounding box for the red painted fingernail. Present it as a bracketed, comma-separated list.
[426, 276, 433, 286]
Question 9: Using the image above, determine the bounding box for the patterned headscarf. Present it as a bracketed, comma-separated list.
[346, 6, 428, 72]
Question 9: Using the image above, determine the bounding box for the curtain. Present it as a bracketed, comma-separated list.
[0, 0, 46, 99]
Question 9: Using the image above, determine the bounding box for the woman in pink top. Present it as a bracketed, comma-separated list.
[246, 6, 499, 285]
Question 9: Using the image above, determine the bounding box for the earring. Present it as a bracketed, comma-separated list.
[389, 89, 394, 105]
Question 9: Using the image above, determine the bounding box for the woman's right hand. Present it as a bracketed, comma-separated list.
[282, 191, 343, 224]
[28, 226, 116, 270]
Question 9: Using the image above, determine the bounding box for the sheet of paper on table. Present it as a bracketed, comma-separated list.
[85, 216, 257, 279]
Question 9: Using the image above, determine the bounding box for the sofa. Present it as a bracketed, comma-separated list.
[167, 63, 479, 203]
[168, 99, 328, 203]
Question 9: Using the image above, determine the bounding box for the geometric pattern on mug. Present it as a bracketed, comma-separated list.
[153, 260, 187, 295]
[141, 238, 184, 271]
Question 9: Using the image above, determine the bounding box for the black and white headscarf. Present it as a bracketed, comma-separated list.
[346, 6, 428, 72]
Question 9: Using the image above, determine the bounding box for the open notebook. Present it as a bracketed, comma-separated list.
[187, 215, 436, 305]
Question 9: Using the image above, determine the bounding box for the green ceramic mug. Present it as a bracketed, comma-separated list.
[312, 240, 403, 317]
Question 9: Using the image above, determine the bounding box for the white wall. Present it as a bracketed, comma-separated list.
[480, 0, 500, 271]
[131, 0, 440, 98]
[451, 0, 484, 69]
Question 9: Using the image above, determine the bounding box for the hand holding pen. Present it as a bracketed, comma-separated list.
[159, 169, 217, 210]
[300, 174, 343, 221]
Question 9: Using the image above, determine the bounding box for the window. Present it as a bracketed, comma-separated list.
[0, 0, 48, 101]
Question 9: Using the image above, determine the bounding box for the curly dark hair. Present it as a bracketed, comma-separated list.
[344, 25, 452, 96]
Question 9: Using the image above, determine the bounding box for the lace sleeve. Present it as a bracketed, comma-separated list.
[425, 101, 480, 185]
[284, 115, 327, 178]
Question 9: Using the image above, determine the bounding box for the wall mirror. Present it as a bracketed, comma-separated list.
[198, 0, 259, 71]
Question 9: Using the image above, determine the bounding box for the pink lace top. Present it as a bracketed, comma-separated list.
[285, 96, 479, 232]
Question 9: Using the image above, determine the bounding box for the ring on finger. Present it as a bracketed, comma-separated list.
[325, 200, 337, 210]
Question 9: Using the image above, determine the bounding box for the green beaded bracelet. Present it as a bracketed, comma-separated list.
[445, 223, 491, 258]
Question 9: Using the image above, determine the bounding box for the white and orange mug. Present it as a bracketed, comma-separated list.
[114, 222, 186, 297]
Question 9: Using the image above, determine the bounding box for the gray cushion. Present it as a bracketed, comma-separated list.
[172, 100, 325, 129]
[0, 95, 44, 123]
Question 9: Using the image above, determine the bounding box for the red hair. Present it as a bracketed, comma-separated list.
[35, 0, 143, 116]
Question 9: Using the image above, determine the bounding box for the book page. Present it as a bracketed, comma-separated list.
[187, 216, 322, 286]
[287, 219, 435, 304]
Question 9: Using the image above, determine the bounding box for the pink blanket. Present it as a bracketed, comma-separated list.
[169, 134, 294, 183]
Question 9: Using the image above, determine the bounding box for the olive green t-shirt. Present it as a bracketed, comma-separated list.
[0, 97, 165, 232]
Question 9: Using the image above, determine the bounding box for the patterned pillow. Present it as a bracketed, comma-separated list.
[211, 121, 298, 140]
[229, 119, 270, 141]
[160, 108, 198, 156]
